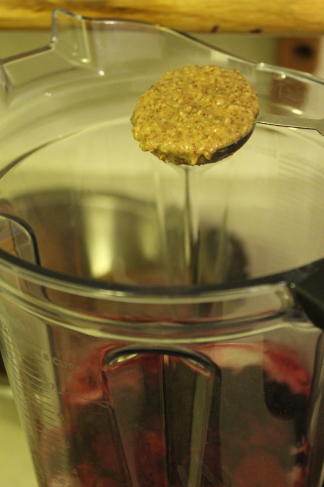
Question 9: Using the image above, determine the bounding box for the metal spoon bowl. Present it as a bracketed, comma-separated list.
[197, 129, 255, 165]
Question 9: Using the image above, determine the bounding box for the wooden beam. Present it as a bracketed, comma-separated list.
[0, 0, 324, 33]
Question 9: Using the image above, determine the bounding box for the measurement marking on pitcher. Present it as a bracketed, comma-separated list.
[16, 339, 45, 355]
[29, 434, 70, 454]
[32, 426, 67, 446]
[10, 394, 38, 417]
[33, 422, 64, 437]
[43, 352, 82, 373]
[0, 322, 44, 349]
[7, 359, 68, 398]
[10, 380, 49, 404]
[3, 345, 46, 374]
[7, 359, 48, 385]
[29, 427, 69, 450]
[37, 441, 70, 456]
[0, 324, 48, 355]
[18, 404, 58, 429]
[25, 426, 68, 458]
[4, 339, 81, 375]
[15, 368, 53, 391]
[12, 391, 55, 419]
[12, 379, 52, 402]
[4, 344, 46, 369]
[34, 451, 70, 469]
[40, 443, 71, 456]
[9, 373, 51, 404]
[4, 355, 46, 378]
[16, 396, 69, 431]
[10, 387, 57, 424]
[25, 411, 58, 429]
[42, 425, 67, 436]
[34, 444, 68, 458]
[1, 339, 36, 360]
[32, 424, 68, 443]
[6, 364, 49, 390]
[7, 368, 49, 395]
[0, 322, 11, 335]
[32, 450, 69, 471]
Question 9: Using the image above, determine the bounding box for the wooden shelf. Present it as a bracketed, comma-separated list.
[1, 0, 324, 33]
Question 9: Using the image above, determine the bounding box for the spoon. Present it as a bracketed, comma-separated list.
[198, 113, 324, 164]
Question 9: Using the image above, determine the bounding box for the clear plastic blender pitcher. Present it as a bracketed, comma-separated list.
[0, 9, 324, 487]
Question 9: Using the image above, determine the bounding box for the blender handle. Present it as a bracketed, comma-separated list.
[293, 264, 324, 330]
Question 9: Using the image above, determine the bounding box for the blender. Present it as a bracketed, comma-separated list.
[0, 9, 324, 487]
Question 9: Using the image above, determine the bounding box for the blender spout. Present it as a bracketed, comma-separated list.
[0, 8, 107, 97]
[51, 8, 95, 67]
[50, 8, 131, 73]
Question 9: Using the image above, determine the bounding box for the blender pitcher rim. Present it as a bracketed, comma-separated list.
[46, 9, 324, 82]
[2, 11, 324, 91]
[0, 247, 322, 301]
[49, 9, 259, 68]
[48, 9, 324, 87]
[1, 9, 324, 88]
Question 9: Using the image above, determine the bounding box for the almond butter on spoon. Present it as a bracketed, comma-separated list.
[131, 64, 260, 166]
